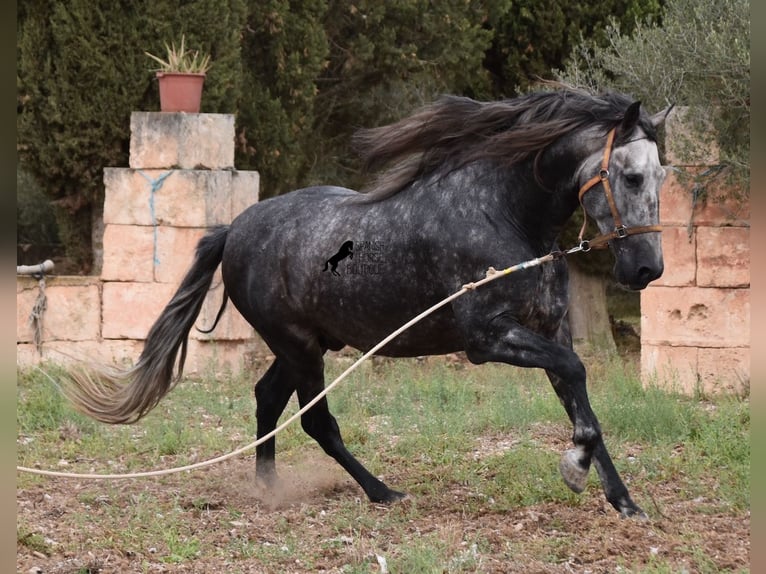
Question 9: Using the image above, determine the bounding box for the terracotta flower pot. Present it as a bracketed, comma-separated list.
[156, 72, 206, 113]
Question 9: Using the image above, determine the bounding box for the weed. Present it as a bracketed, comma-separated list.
[18, 529, 50, 555]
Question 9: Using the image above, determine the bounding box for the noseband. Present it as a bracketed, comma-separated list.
[576, 127, 662, 251]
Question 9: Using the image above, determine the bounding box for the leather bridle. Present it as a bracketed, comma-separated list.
[576, 127, 662, 251]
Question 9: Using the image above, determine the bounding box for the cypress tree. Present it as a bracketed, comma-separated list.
[236, 0, 330, 199]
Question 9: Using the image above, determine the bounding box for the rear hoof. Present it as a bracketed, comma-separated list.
[618, 503, 648, 520]
[372, 489, 408, 504]
[255, 471, 280, 489]
[559, 449, 590, 493]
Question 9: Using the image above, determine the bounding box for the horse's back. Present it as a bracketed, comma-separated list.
[220, 186, 366, 340]
[219, 184, 467, 354]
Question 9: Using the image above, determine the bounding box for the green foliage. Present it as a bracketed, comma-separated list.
[236, 1, 496, 197]
[484, 0, 663, 95]
[14, 0, 675, 270]
[235, 0, 331, 198]
[313, 1, 494, 189]
[17, 165, 59, 245]
[556, 0, 749, 194]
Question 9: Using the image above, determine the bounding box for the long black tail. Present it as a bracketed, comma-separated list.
[63, 226, 230, 424]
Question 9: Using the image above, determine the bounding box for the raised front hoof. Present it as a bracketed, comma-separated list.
[559, 449, 590, 494]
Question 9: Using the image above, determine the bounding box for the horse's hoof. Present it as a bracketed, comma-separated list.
[619, 505, 649, 520]
[372, 489, 408, 504]
[559, 449, 590, 493]
[255, 470, 280, 490]
[620, 509, 649, 520]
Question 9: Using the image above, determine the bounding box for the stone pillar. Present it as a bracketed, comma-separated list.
[100, 112, 261, 373]
[640, 108, 750, 395]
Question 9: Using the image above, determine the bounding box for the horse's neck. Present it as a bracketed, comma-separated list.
[495, 161, 580, 250]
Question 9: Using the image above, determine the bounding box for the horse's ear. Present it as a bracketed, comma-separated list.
[649, 104, 675, 128]
[620, 101, 642, 133]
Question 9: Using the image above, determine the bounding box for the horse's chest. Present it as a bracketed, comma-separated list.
[517, 264, 569, 334]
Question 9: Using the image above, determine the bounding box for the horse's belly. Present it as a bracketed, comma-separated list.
[319, 302, 465, 357]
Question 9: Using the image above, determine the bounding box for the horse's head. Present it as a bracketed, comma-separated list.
[577, 101, 670, 290]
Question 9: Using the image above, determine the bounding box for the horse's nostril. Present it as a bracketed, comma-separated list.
[637, 265, 663, 286]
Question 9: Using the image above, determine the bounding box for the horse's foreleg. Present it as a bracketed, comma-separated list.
[463, 314, 643, 517]
[254, 359, 296, 485]
[545, 368, 643, 517]
[546, 321, 645, 518]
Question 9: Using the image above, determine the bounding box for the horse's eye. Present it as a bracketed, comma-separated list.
[624, 173, 644, 188]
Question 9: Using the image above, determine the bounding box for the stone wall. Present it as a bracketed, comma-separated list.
[17, 113, 265, 374]
[640, 110, 750, 394]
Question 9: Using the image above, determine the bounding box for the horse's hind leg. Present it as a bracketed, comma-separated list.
[254, 359, 296, 485]
[299, 395, 405, 502]
[280, 348, 405, 503]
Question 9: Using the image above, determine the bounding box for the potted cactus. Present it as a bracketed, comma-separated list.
[145, 35, 211, 113]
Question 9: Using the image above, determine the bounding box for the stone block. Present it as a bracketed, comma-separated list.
[641, 344, 699, 393]
[691, 186, 750, 227]
[641, 286, 749, 347]
[660, 168, 749, 228]
[16, 343, 42, 367]
[17, 278, 101, 343]
[182, 339, 259, 375]
[17, 339, 145, 370]
[231, 170, 260, 220]
[642, 344, 749, 396]
[129, 112, 235, 170]
[153, 226, 207, 284]
[101, 224, 155, 282]
[696, 226, 750, 288]
[660, 171, 694, 226]
[17, 280, 40, 344]
[102, 281, 177, 340]
[696, 347, 750, 395]
[104, 168, 233, 228]
[47, 283, 101, 341]
[653, 226, 696, 287]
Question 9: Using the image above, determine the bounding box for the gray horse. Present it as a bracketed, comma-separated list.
[65, 89, 669, 518]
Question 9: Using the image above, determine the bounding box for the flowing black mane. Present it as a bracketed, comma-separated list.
[353, 89, 658, 200]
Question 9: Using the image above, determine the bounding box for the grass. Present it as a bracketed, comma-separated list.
[17, 356, 749, 572]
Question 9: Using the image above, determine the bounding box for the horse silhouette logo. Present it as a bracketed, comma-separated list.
[322, 241, 353, 276]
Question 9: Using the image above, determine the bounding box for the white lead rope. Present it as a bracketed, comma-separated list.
[17, 246, 582, 480]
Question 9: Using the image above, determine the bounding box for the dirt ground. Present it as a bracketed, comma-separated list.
[17, 443, 749, 573]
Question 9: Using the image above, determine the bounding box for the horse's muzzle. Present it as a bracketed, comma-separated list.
[612, 239, 664, 290]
